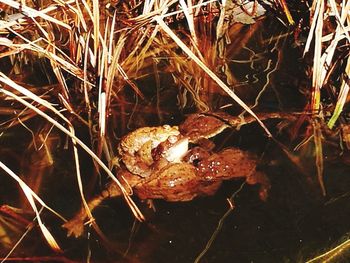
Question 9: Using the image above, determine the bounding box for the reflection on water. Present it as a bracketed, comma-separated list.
[1, 16, 350, 263]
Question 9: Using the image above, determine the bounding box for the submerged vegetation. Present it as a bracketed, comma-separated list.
[1, 0, 350, 262]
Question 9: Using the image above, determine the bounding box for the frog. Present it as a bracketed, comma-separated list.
[135, 147, 269, 201]
[63, 112, 272, 238]
[63, 147, 266, 238]
[117, 125, 189, 177]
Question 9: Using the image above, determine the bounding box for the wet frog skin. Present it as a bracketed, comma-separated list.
[117, 125, 186, 177]
[63, 147, 264, 238]
[63, 112, 272, 237]
[135, 147, 269, 201]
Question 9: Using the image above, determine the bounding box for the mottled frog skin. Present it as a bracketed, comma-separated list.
[135, 148, 268, 201]
[63, 112, 271, 238]
[117, 125, 186, 177]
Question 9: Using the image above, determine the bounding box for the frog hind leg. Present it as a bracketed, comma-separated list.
[62, 183, 123, 238]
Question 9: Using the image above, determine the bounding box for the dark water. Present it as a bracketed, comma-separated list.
[1, 16, 350, 263]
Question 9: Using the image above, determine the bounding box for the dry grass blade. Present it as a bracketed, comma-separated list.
[310, 0, 324, 111]
[2, 28, 84, 80]
[97, 22, 108, 137]
[276, 0, 294, 25]
[69, 123, 95, 235]
[154, 16, 272, 137]
[83, 30, 93, 111]
[0, 161, 63, 252]
[179, 0, 197, 45]
[328, 0, 350, 41]
[92, 0, 100, 59]
[0, 161, 66, 222]
[1, 0, 71, 30]
[306, 238, 350, 263]
[106, 33, 124, 102]
[304, 0, 350, 125]
[0, 221, 34, 263]
[328, 56, 350, 128]
[0, 76, 144, 221]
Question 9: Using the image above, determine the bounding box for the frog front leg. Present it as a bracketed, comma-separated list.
[246, 171, 271, 201]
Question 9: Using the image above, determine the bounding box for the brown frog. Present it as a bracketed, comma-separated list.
[63, 112, 270, 237]
[135, 147, 269, 201]
[117, 125, 187, 177]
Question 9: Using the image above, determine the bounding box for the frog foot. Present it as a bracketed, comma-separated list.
[62, 215, 88, 238]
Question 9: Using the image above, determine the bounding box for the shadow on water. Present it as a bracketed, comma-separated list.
[1, 16, 350, 263]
